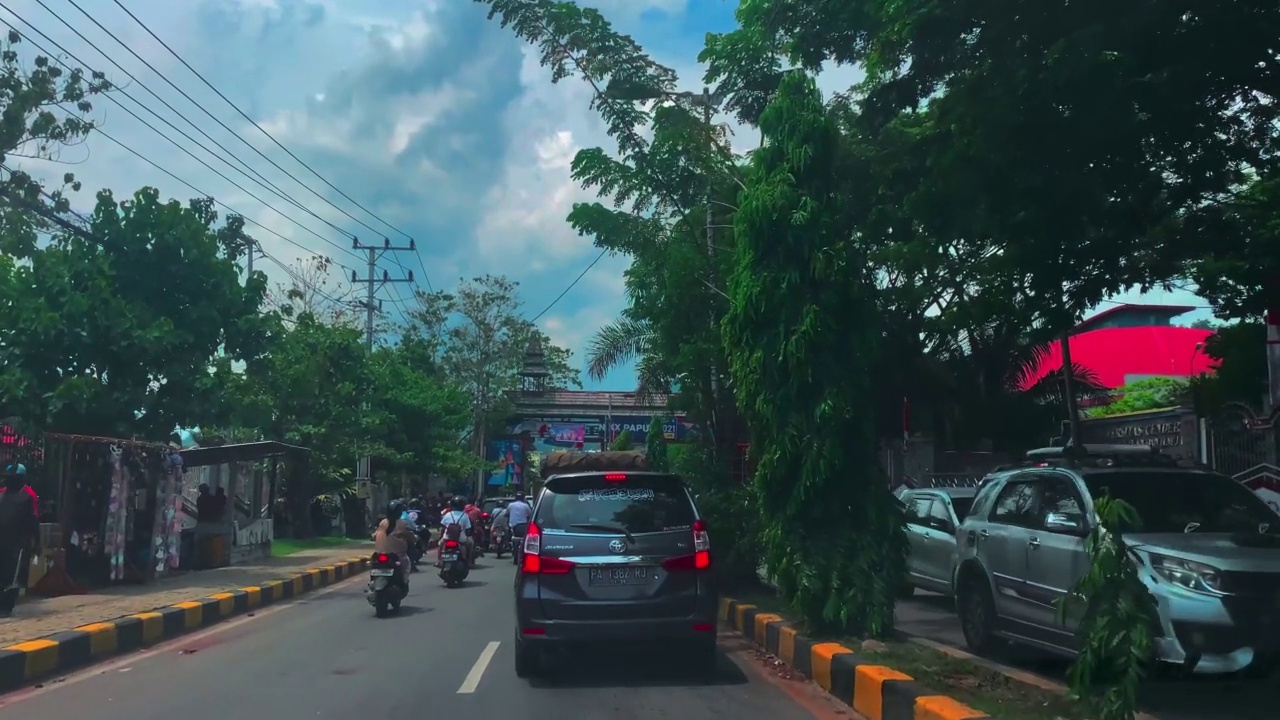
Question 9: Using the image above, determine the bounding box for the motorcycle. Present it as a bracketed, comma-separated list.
[438, 538, 470, 588]
[366, 552, 408, 617]
[510, 523, 529, 566]
[490, 524, 510, 559]
[406, 527, 425, 571]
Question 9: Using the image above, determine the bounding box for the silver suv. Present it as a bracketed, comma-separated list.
[954, 444, 1280, 675]
[513, 470, 718, 679]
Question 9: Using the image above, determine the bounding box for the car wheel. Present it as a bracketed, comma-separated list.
[958, 575, 998, 653]
[514, 638, 539, 679]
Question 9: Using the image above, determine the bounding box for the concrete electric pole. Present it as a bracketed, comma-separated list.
[351, 237, 416, 509]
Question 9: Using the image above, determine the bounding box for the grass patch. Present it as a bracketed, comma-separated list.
[272, 536, 365, 556]
[851, 640, 1090, 720]
[730, 589, 1092, 720]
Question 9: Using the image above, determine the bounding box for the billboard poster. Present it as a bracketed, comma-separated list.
[598, 415, 693, 444]
[487, 439, 524, 488]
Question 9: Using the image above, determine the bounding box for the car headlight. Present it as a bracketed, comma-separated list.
[1148, 554, 1225, 595]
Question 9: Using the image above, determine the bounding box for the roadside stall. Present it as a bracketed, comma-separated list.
[33, 433, 178, 596]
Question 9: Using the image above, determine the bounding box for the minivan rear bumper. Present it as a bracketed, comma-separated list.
[517, 591, 720, 645]
[518, 614, 719, 644]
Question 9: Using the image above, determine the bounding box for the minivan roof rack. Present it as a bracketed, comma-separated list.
[1025, 444, 1159, 459]
[988, 443, 1179, 471]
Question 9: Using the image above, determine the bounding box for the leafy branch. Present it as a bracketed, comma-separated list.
[1056, 495, 1158, 720]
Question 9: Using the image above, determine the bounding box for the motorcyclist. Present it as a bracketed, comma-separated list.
[490, 500, 510, 531]
[372, 500, 415, 587]
[507, 491, 532, 537]
[439, 496, 475, 566]
[464, 498, 486, 554]
[489, 500, 510, 553]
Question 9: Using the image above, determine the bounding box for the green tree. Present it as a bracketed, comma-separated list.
[233, 315, 382, 536]
[645, 416, 669, 472]
[0, 188, 270, 437]
[1087, 378, 1189, 418]
[1186, 175, 1280, 321]
[532, 329, 582, 389]
[609, 428, 633, 451]
[724, 71, 905, 635]
[0, 30, 109, 258]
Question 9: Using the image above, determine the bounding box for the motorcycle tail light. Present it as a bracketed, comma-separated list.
[444, 540, 460, 549]
[375, 553, 390, 564]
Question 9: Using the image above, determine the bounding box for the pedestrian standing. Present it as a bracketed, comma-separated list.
[0, 464, 40, 616]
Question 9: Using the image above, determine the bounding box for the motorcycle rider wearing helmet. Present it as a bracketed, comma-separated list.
[440, 496, 475, 566]
[372, 500, 415, 586]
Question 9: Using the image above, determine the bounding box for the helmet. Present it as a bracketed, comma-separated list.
[496, 500, 508, 509]
[450, 495, 466, 511]
[3, 463, 27, 476]
[514, 491, 525, 501]
[387, 499, 406, 522]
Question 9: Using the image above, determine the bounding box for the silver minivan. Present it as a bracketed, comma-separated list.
[954, 445, 1280, 675]
[901, 487, 976, 596]
[513, 471, 719, 679]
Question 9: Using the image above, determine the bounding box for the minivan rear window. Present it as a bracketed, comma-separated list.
[537, 474, 696, 535]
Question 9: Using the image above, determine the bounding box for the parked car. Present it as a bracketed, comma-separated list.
[513, 470, 718, 679]
[901, 486, 977, 596]
[953, 443, 1280, 675]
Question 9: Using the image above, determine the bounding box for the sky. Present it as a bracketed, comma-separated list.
[4, 0, 1207, 391]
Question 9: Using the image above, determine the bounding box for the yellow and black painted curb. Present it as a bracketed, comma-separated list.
[0, 556, 371, 693]
[720, 597, 992, 720]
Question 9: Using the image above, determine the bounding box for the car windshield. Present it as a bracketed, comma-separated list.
[537, 474, 696, 535]
[1084, 471, 1279, 534]
[951, 497, 974, 521]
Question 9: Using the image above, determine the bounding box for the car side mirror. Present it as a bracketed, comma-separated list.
[1044, 512, 1086, 535]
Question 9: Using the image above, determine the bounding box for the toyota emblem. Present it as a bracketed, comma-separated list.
[608, 540, 626, 553]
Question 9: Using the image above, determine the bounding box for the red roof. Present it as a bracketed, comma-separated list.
[1017, 326, 1217, 391]
[1071, 303, 1197, 334]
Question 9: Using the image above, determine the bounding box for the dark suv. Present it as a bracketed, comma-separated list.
[513, 470, 718, 678]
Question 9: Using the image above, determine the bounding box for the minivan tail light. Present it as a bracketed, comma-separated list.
[665, 518, 711, 571]
[520, 522, 574, 574]
[663, 551, 711, 571]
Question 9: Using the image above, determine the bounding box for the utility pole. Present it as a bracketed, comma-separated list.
[701, 87, 719, 406]
[351, 237, 416, 512]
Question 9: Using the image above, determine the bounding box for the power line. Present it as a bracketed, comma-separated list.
[22, 0, 428, 311]
[529, 248, 609, 323]
[0, 10, 363, 265]
[0, 15, 416, 328]
[104, 0, 435, 293]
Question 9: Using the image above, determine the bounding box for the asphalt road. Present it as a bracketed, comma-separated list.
[897, 591, 1278, 720]
[0, 558, 849, 720]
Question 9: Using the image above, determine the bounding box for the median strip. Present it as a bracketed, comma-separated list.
[721, 596, 994, 720]
[0, 556, 370, 693]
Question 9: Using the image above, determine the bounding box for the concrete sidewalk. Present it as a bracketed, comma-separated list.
[0, 542, 373, 646]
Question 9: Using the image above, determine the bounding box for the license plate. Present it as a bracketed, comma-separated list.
[588, 566, 651, 586]
[441, 553, 459, 561]
[370, 569, 394, 576]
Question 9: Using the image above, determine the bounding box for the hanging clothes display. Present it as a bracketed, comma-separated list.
[102, 445, 132, 582]
[166, 451, 184, 569]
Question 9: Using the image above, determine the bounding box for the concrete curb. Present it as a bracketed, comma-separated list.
[0, 556, 371, 693]
[720, 597, 992, 720]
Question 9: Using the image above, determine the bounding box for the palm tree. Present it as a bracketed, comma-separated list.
[585, 316, 670, 400]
